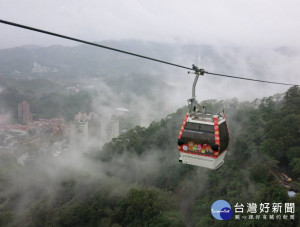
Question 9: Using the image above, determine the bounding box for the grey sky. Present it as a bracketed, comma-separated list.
[1, 0, 300, 49]
[0, 0, 299, 102]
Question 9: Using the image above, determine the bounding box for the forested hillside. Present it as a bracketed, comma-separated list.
[0, 86, 299, 226]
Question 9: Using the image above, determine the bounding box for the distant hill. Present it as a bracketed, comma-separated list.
[1, 41, 299, 121]
[0, 41, 219, 78]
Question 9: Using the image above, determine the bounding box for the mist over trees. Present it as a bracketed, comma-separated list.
[0, 85, 299, 226]
[0, 41, 298, 101]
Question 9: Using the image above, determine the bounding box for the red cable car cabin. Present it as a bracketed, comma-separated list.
[178, 111, 229, 169]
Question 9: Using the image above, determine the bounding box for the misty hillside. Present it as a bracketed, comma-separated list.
[1, 41, 297, 79]
[0, 86, 299, 226]
[1, 41, 205, 122]
[1, 41, 299, 105]
[1, 41, 299, 121]
[0, 41, 192, 77]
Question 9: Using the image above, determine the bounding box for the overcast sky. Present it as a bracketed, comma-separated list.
[0, 0, 300, 49]
[0, 0, 299, 102]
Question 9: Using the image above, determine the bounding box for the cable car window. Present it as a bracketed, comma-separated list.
[181, 122, 215, 144]
[181, 131, 215, 144]
[184, 122, 214, 133]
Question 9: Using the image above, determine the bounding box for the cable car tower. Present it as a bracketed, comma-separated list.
[178, 65, 230, 169]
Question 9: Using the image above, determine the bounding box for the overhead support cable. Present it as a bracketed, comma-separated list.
[0, 19, 299, 86]
[205, 72, 297, 86]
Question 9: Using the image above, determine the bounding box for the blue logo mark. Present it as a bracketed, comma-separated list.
[211, 200, 233, 220]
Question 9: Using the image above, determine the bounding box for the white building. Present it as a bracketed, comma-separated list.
[68, 112, 90, 144]
[102, 114, 120, 143]
[68, 122, 76, 144]
[77, 121, 89, 142]
[111, 114, 119, 139]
